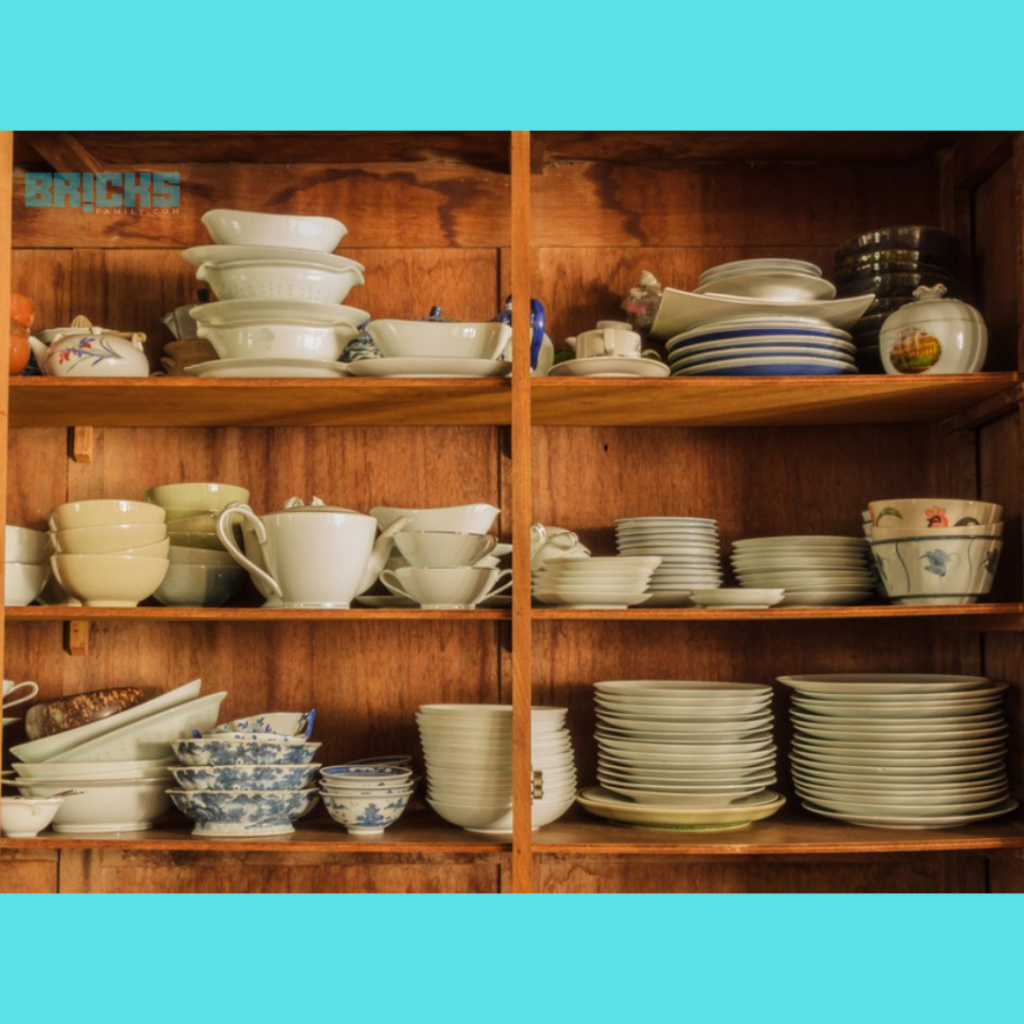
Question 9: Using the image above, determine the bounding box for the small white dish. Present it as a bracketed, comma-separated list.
[631, 591, 693, 608]
[548, 356, 669, 379]
[691, 588, 784, 609]
[345, 357, 512, 379]
[1, 795, 68, 837]
[185, 358, 351, 379]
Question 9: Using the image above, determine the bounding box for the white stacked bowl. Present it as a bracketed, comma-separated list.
[418, 705, 575, 833]
[592, 681, 781, 815]
[615, 517, 723, 604]
[48, 500, 169, 607]
[5, 525, 51, 606]
[731, 535, 874, 607]
[532, 556, 660, 609]
[780, 673, 1017, 829]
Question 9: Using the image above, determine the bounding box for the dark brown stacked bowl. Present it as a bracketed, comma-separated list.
[833, 226, 961, 373]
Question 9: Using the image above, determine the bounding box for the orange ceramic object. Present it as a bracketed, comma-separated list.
[10, 292, 36, 375]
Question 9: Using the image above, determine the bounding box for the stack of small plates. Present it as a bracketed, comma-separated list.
[614, 517, 722, 608]
[577, 680, 785, 831]
[695, 259, 836, 302]
[780, 674, 1017, 829]
[731, 536, 875, 606]
[665, 316, 858, 377]
[531, 556, 660, 609]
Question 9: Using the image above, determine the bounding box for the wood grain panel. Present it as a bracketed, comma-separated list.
[0, 850, 58, 893]
[988, 850, 1024, 892]
[979, 410, 1024, 601]
[534, 853, 986, 893]
[4, 427, 68, 527]
[532, 161, 940, 249]
[10, 250, 72, 336]
[13, 163, 511, 249]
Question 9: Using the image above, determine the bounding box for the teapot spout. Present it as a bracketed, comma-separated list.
[356, 516, 411, 595]
[28, 335, 48, 366]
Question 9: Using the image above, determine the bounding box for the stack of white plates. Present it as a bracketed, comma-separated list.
[577, 681, 785, 831]
[731, 536, 875, 606]
[665, 315, 858, 377]
[532, 556, 660, 609]
[780, 674, 1018, 829]
[614, 517, 721, 608]
[418, 705, 576, 833]
[695, 259, 836, 301]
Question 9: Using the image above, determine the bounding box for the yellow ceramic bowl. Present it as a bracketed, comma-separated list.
[51, 553, 170, 608]
[50, 500, 166, 532]
[51, 522, 168, 555]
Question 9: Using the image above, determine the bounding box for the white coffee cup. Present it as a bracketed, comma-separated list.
[575, 327, 642, 359]
[393, 531, 497, 568]
[2, 679, 39, 710]
[380, 566, 512, 609]
[596, 320, 634, 331]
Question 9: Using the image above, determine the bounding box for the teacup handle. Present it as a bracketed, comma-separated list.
[379, 570, 416, 603]
[479, 569, 514, 602]
[216, 503, 283, 599]
[602, 333, 616, 356]
[2, 679, 39, 709]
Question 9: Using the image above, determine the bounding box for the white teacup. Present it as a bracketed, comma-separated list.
[575, 327, 642, 360]
[380, 566, 512, 609]
[3, 679, 39, 710]
[393, 531, 497, 568]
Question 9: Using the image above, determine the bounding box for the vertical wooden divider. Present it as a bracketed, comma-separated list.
[510, 131, 533, 893]
[0, 131, 12, 699]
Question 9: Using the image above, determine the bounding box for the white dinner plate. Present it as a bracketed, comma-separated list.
[577, 787, 785, 830]
[670, 345, 855, 370]
[345, 357, 512, 379]
[595, 680, 770, 697]
[777, 674, 993, 695]
[796, 788, 1008, 813]
[186, 358, 351, 379]
[791, 697, 1003, 718]
[801, 797, 1017, 829]
[189, 299, 370, 327]
[672, 355, 858, 377]
[693, 273, 837, 301]
[548, 356, 669, 378]
[779, 590, 874, 606]
[734, 536, 867, 549]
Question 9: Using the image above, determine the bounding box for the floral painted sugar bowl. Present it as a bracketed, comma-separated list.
[880, 285, 987, 376]
[30, 315, 150, 378]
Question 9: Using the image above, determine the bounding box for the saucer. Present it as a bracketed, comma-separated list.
[185, 358, 351, 379]
[182, 245, 365, 272]
[549, 357, 670, 379]
[691, 589, 785, 610]
[637, 592, 693, 608]
[346, 357, 512, 379]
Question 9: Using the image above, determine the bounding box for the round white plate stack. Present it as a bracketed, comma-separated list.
[780, 673, 1018, 829]
[614, 517, 722, 608]
[695, 259, 836, 301]
[531, 555, 660, 609]
[730, 536, 875, 606]
[577, 680, 785, 831]
[418, 704, 576, 833]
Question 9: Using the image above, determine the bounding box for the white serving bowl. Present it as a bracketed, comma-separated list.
[49, 500, 166, 532]
[197, 321, 361, 362]
[153, 563, 248, 607]
[13, 757, 173, 780]
[13, 779, 172, 833]
[365, 320, 512, 360]
[51, 522, 168, 555]
[51, 553, 169, 608]
[868, 498, 1003, 530]
[392, 531, 497, 568]
[201, 209, 347, 252]
[0, 795, 67, 837]
[870, 536, 1002, 605]
[427, 795, 575, 832]
[5, 562, 50, 606]
[147, 482, 251, 510]
[5, 526, 50, 564]
[197, 258, 365, 304]
[371, 504, 500, 535]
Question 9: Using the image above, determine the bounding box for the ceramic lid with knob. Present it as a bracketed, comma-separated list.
[269, 496, 374, 519]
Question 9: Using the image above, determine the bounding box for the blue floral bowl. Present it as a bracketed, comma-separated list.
[209, 709, 315, 738]
[172, 738, 321, 766]
[168, 787, 319, 837]
[319, 765, 412, 788]
[169, 763, 321, 791]
[321, 790, 412, 835]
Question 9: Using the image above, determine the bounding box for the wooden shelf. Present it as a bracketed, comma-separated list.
[531, 375, 1023, 427]
[8, 378, 511, 428]
[0, 811, 509, 857]
[531, 603, 1024, 629]
[6, 606, 510, 623]
[533, 808, 1024, 855]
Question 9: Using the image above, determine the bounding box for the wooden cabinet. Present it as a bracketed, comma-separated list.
[2, 131, 1023, 894]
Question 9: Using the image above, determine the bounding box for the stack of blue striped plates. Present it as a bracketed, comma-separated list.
[666, 315, 859, 377]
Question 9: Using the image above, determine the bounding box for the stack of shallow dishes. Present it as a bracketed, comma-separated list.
[145, 482, 250, 606]
[352, 316, 513, 379]
[695, 259, 836, 302]
[577, 680, 785, 831]
[48, 499, 169, 607]
[169, 711, 320, 837]
[5, 525, 51, 607]
[615, 517, 722, 607]
[182, 208, 366, 379]
[865, 497, 1003, 606]
[318, 765, 415, 834]
[780, 673, 1017, 829]
[418, 704, 576, 834]
[833, 226, 961, 372]
[731, 536, 875, 607]
[531, 556, 660, 609]
[666, 315, 857, 377]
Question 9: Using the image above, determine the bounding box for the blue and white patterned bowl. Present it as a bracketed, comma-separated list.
[321, 790, 412, 835]
[200, 732, 309, 745]
[169, 762, 321, 791]
[344, 754, 413, 768]
[319, 765, 413, 788]
[168, 787, 319, 837]
[172, 738, 321, 766]
[209, 710, 315, 737]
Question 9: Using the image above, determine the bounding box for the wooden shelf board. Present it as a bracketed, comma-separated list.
[6, 606, 510, 623]
[8, 378, 511, 428]
[531, 603, 1024, 627]
[531, 375, 1023, 427]
[533, 808, 1024, 856]
[0, 812, 509, 857]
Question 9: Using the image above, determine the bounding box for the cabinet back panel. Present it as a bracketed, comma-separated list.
[0, 851, 58, 893]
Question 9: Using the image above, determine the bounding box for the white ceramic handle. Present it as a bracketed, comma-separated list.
[195, 264, 211, 283]
[216, 503, 282, 598]
[2, 680, 39, 709]
[479, 569, 513, 602]
[602, 333, 615, 355]
[379, 570, 415, 603]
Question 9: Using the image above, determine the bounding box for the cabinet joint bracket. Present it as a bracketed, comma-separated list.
[69, 426, 95, 463]
[64, 621, 90, 657]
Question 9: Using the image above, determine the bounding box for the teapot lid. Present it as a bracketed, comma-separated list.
[279, 496, 366, 515]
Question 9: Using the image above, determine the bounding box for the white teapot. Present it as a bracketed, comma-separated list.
[216, 497, 409, 609]
[30, 315, 149, 378]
